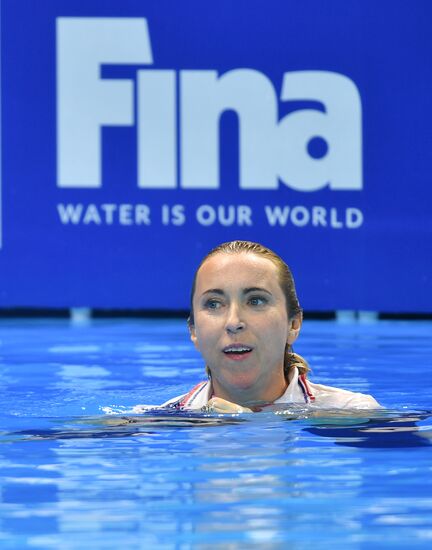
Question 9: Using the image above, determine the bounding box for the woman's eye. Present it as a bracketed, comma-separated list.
[248, 296, 267, 307]
[204, 299, 222, 310]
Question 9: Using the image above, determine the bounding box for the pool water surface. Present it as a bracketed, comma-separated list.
[0, 319, 431, 548]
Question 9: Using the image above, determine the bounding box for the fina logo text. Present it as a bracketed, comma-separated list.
[56, 17, 363, 193]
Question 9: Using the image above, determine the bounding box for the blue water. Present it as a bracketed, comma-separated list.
[0, 319, 431, 549]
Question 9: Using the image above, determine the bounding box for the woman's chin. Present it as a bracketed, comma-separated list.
[218, 372, 260, 393]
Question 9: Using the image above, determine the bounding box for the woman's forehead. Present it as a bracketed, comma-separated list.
[196, 253, 280, 289]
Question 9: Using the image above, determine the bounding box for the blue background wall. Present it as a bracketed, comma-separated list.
[1, 0, 431, 311]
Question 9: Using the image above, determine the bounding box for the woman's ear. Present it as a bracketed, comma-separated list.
[189, 324, 200, 350]
[287, 315, 302, 345]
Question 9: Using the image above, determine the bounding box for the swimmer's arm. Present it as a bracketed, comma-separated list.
[341, 393, 382, 410]
[206, 397, 253, 413]
[131, 392, 189, 413]
[309, 382, 382, 410]
[132, 397, 252, 414]
[131, 404, 159, 413]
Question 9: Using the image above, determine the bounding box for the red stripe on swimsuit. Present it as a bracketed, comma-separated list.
[299, 374, 316, 403]
[178, 381, 207, 408]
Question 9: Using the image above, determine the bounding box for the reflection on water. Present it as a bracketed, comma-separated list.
[3, 408, 431, 448]
[306, 413, 432, 448]
[1, 409, 431, 548]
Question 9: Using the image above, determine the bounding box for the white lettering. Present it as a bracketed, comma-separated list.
[171, 205, 186, 226]
[180, 70, 276, 189]
[278, 71, 362, 191]
[100, 203, 116, 224]
[196, 205, 216, 226]
[57, 18, 152, 187]
[312, 206, 327, 227]
[291, 206, 310, 227]
[57, 203, 83, 224]
[119, 204, 133, 225]
[135, 204, 151, 225]
[56, 19, 363, 193]
[330, 207, 343, 229]
[137, 70, 176, 189]
[83, 204, 102, 224]
[264, 206, 290, 226]
[57, 203, 151, 225]
[264, 205, 363, 229]
[162, 204, 185, 225]
[56, 203, 363, 229]
[346, 207, 363, 228]
[196, 205, 253, 226]
[219, 206, 236, 226]
[237, 205, 253, 226]
[162, 204, 169, 225]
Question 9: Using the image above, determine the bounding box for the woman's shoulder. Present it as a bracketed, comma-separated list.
[132, 380, 211, 413]
[308, 380, 381, 409]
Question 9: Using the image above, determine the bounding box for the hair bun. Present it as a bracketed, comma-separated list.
[284, 351, 310, 377]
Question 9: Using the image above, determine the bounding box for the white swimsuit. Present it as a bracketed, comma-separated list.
[135, 367, 380, 412]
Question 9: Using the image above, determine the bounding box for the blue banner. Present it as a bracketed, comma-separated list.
[1, 0, 431, 311]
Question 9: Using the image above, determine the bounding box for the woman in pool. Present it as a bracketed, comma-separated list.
[152, 240, 380, 413]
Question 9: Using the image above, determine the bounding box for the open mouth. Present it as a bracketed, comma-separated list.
[223, 345, 253, 359]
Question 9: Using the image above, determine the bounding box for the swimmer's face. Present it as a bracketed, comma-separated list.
[190, 252, 301, 404]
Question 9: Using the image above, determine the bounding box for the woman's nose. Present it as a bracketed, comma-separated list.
[225, 305, 245, 334]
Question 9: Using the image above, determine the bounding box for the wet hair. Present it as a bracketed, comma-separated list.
[188, 240, 310, 378]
